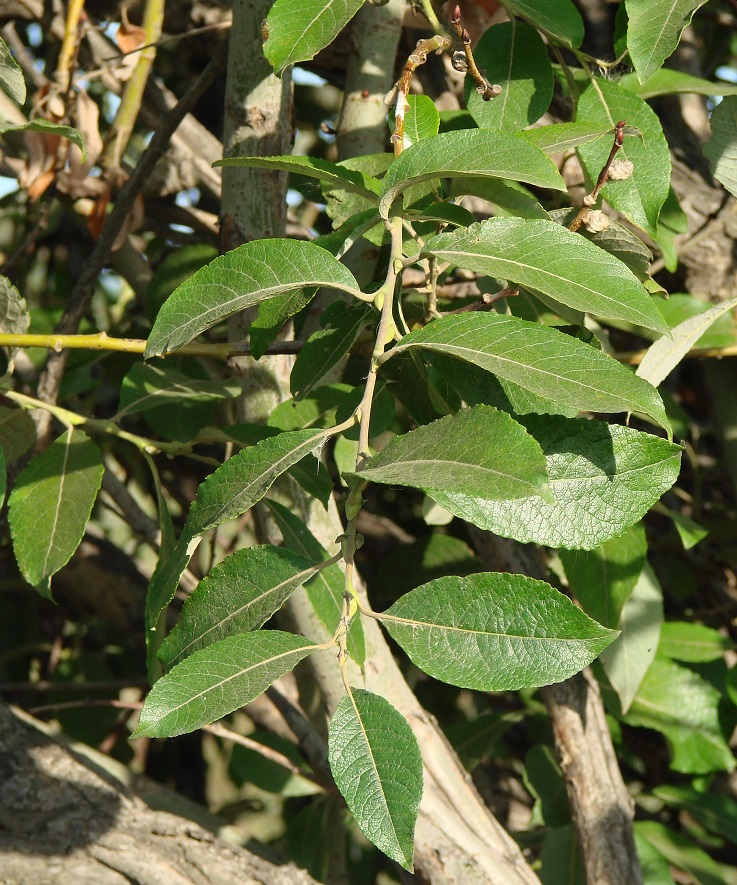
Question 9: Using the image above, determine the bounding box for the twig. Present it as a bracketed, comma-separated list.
[388, 34, 452, 155]
[569, 119, 626, 233]
[0, 332, 305, 359]
[202, 721, 326, 790]
[101, 0, 165, 172]
[447, 5, 502, 102]
[444, 287, 519, 314]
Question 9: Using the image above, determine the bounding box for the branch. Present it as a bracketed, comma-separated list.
[33, 51, 226, 441]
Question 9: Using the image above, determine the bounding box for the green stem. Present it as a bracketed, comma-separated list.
[4, 390, 187, 455]
[0, 333, 303, 360]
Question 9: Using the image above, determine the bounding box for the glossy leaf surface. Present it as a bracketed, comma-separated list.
[379, 129, 565, 218]
[388, 313, 670, 431]
[264, 0, 365, 75]
[159, 545, 319, 668]
[467, 21, 554, 132]
[625, 0, 708, 84]
[499, 0, 584, 47]
[117, 364, 242, 418]
[577, 79, 670, 237]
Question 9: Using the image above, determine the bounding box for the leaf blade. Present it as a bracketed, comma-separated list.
[379, 129, 565, 218]
[431, 416, 681, 549]
[383, 572, 617, 690]
[159, 545, 320, 668]
[264, 0, 365, 75]
[145, 239, 361, 358]
[387, 313, 670, 431]
[423, 218, 668, 334]
[348, 405, 550, 501]
[329, 689, 423, 870]
[625, 0, 708, 84]
[134, 631, 317, 738]
[8, 429, 104, 595]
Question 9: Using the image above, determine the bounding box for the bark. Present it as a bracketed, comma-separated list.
[0, 702, 318, 885]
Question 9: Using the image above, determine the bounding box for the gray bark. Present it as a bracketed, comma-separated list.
[0, 702, 318, 885]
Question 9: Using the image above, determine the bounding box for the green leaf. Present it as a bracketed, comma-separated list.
[0, 36, 25, 104]
[387, 313, 670, 431]
[116, 364, 243, 419]
[390, 94, 440, 150]
[134, 631, 317, 737]
[653, 784, 737, 845]
[145, 239, 362, 358]
[0, 274, 30, 375]
[520, 122, 615, 154]
[423, 218, 668, 334]
[290, 300, 375, 400]
[145, 427, 329, 632]
[618, 657, 735, 774]
[599, 563, 663, 713]
[0, 405, 35, 464]
[466, 21, 554, 132]
[619, 68, 737, 99]
[548, 208, 653, 282]
[561, 522, 647, 628]
[433, 352, 579, 419]
[430, 416, 681, 550]
[378, 129, 565, 218]
[264, 0, 366, 75]
[625, 0, 708, 84]
[657, 293, 736, 349]
[8, 429, 104, 596]
[0, 119, 86, 161]
[215, 154, 380, 200]
[383, 572, 617, 690]
[634, 831, 676, 885]
[251, 290, 314, 361]
[658, 622, 735, 663]
[448, 176, 549, 219]
[348, 405, 550, 501]
[268, 384, 350, 431]
[335, 382, 395, 441]
[577, 78, 671, 237]
[189, 428, 330, 535]
[329, 689, 422, 871]
[636, 292, 737, 388]
[265, 499, 365, 666]
[499, 0, 584, 47]
[158, 545, 320, 668]
[539, 826, 586, 885]
[636, 821, 727, 885]
[525, 745, 569, 828]
[704, 96, 737, 198]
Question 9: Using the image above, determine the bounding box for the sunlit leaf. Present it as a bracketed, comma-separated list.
[329, 689, 422, 870]
[134, 631, 317, 737]
[625, 0, 708, 84]
[159, 545, 320, 668]
[8, 429, 104, 597]
[383, 572, 616, 690]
